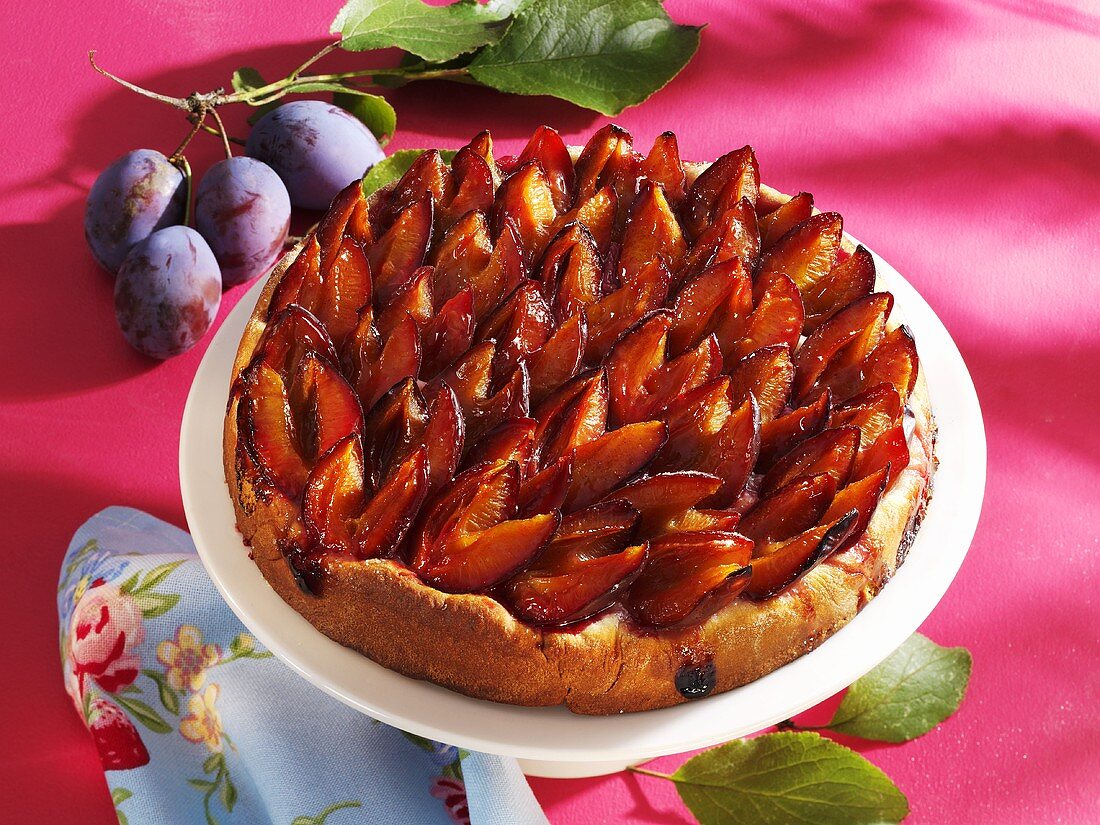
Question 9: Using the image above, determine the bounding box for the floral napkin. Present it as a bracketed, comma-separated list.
[58, 507, 550, 825]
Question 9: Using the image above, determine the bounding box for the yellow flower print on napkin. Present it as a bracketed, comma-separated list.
[157, 625, 221, 692]
[180, 684, 224, 752]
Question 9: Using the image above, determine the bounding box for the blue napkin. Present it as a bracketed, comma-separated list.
[58, 507, 550, 825]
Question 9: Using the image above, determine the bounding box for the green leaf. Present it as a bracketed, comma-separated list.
[826, 633, 972, 743]
[670, 732, 909, 825]
[111, 787, 133, 805]
[142, 669, 179, 715]
[332, 0, 513, 62]
[133, 590, 180, 619]
[203, 752, 223, 774]
[220, 775, 238, 811]
[188, 778, 216, 791]
[333, 91, 397, 144]
[291, 801, 363, 825]
[228, 634, 249, 656]
[231, 67, 266, 95]
[136, 560, 184, 592]
[114, 695, 173, 735]
[468, 0, 701, 115]
[117, 571, 141, 595]
[361, 149, 457, 196]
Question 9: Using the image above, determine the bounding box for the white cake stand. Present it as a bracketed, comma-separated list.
[180, 242, 985, 778]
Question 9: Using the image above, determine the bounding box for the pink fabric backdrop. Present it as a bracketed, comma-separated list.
[2, 0, 1097, 820]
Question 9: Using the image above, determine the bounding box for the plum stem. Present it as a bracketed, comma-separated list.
[88, 51, 228, 112]
[775, 718, 824, 732]
[208, 107, 234, 159]
[88, 51, 189, 109]
[169, 108, 208, 161]
[188, 115, 247, 147]
[170, 155, 194, 229]
[89, 45, 468, 117]
[290, 41, 340, 79]
[626, 765, 674, 781]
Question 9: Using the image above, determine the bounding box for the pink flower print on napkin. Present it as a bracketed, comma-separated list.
[430, 776, 471, 825]
[70, 583, 145, 694]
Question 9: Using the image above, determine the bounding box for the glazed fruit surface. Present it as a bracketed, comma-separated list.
[232, 125, 921, 633]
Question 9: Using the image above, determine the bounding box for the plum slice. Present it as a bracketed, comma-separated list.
[668, 258, 753, 357]
[369, 195, 433, 306]
[412, 461, 560, 592]
[419, 288, 475, 380]
[727, 344, 795, 423]
[429, 211, 492, 307]
[681, 146, 759, 239]
[743, 512, 858, 599]
[758, 192, 813, 250]
[383, 149, 453, 229]
[756, 212, 843, 294]
[757, 390, 831, 470]
[304, 436, 428, 559]
[551, 185, 618, 254]
[563, 420, 667, 512]
[514, 125, 575, 212]
[627, 531, 754, 628]
[678, 199, 760, 285]
[256, 305, 338, 380]
[802, 245, 875, 333]
[792, 292, 894, 401]
[738, 473, 838, 544]
[238, 361, 309, 497]
[491, 161, 557, 260]
[762, 427, 861, 496]
[528, 313, 588, 407]
[442, 146, 494, 228]
[640, 131, 687, 205]
[620, 181, 687, 283]
[601, 471, 722, 538]
[727, 270, 804, 361]
[582, 261, 669, 364]
[505, 501, 644, 625]
[538, 222, 603, 323]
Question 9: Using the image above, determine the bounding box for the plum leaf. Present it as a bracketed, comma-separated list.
[468, 0, 702, 115]
[670, 732, 909, 825]
[231, 66, 267, 95]
[332, 0, 514, 62]
[825, 633, 972, 742]
[361, 148, 457, 196]
[333, 91, 397, 144]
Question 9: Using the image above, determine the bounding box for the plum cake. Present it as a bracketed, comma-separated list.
[225, 125, 936, 714]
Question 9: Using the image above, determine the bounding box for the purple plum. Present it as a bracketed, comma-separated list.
[85, 149, 186, 274]
[195, 157, 291, 287]
[245, 100, 384, 210]
[114, 226, 221, 359]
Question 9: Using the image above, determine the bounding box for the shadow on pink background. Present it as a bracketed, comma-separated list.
[1, 0, 1097, 820]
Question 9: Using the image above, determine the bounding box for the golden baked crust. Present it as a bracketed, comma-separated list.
[224, 157, 936, 714]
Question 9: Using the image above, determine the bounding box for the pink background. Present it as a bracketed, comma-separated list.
[2, 0, 1098, 820]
